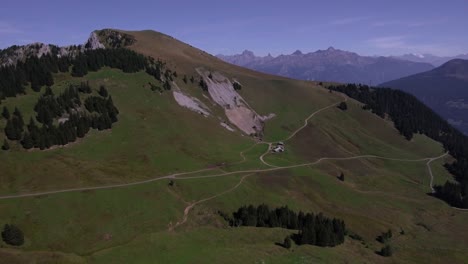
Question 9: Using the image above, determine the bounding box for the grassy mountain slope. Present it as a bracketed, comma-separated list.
[0, 29, 467, 263]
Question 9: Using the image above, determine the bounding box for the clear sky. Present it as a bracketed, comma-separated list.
[1, 0, 467, 56]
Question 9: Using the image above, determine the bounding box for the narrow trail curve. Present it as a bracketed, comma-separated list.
[168, 174, 252, 231]
[259, 143, 279, 168]
[426, 152, 449, 193]
[174, 154, 447, 181]
[0, 168, 218, 200]
[260, 97, 347, 166]
[0, 152, 448, 200]
[0, 96, 451, 205]
[282, 100, 345, 143]
[0, 98, 344, 200]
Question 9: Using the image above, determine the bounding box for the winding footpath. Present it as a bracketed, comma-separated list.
[168, 174, 252, 231]
[426, 152, 449, 193]
[258, 98, 346, 167]
[0, 97, 452, 202]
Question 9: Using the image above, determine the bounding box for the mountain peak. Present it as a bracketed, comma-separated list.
[241, 50, 255, 56]
[327, 46, 336, 51]
[292, 50, 303, 55]
[436, 59, 468, 78]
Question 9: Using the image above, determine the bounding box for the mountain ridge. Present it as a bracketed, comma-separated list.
[217, 48, 434, 85]
[381, 59, 468, 134]
[392, 53, 468, 66]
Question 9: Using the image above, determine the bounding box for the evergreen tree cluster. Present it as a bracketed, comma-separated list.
[0, 54, 69, 97]
[0, 47, 148, 99]
[34, 86, 81, 125]
[145, 59, 166, 81]
[71, 48, 147, 77]
[328, 84, 468, 208]
[228, 204, 345, 247]
[84, 95, 119, 125]
[1, 224, 24, 246]
[3, 83, 119, 150]
[376, 229, 393, 243]
[4, 107, 24, 140]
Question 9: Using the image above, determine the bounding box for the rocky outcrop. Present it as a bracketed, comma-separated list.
[84, 32, 105, 50]
[172, 82, 211, 116]
[95, 29, 136, 48]
[0, 31, 107, 66]
[197, 69, 265, 136]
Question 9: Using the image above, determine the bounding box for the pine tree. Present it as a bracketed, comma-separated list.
[1, 139, 9, 150]
[44, 86, 54, 96]
[337, 101, 347, 110]
[183, 75, 188, 84]
[13, 107, 24, 128]
[378, 245, 393, 257]
[98, 85, 108, 97]
[2, 106, 10, 119]
[21, 132, 33, 149]
[4, 119, 18, 140]
[1, 224, 24, 246]
[338, 172, 345, 181]
[199, 79, 208, 91]
[233, 82, 242, 90]
[283, 236, 292, 249]
[163, 80, 171, 90]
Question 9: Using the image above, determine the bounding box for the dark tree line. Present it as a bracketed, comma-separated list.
[328, 84, 468, 208]
[71, 48, 147, 77]
[0, 48, 147, 98]
[4, 83, 119, 150]
[0, 54, 68, 98]
[225, 204, 345, 247]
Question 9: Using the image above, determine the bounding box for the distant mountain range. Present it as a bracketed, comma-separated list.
[217, 48, 434, 85]
[392, 53, 468, 67]
[381, 59, 468, 134]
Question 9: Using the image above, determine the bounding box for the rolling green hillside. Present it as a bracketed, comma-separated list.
[0, 29, 467, 263]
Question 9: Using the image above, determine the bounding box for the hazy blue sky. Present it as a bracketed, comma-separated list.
[1, 0, 467, 56]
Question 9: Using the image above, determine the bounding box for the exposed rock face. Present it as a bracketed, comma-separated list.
[95, 29, 136, 48]
[84, 32, 105, 50]
[0, 31, 107, 66]
[172, 82, 211, 117]
[197, 69, 264, 135]
[220, 122, 235, 132]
